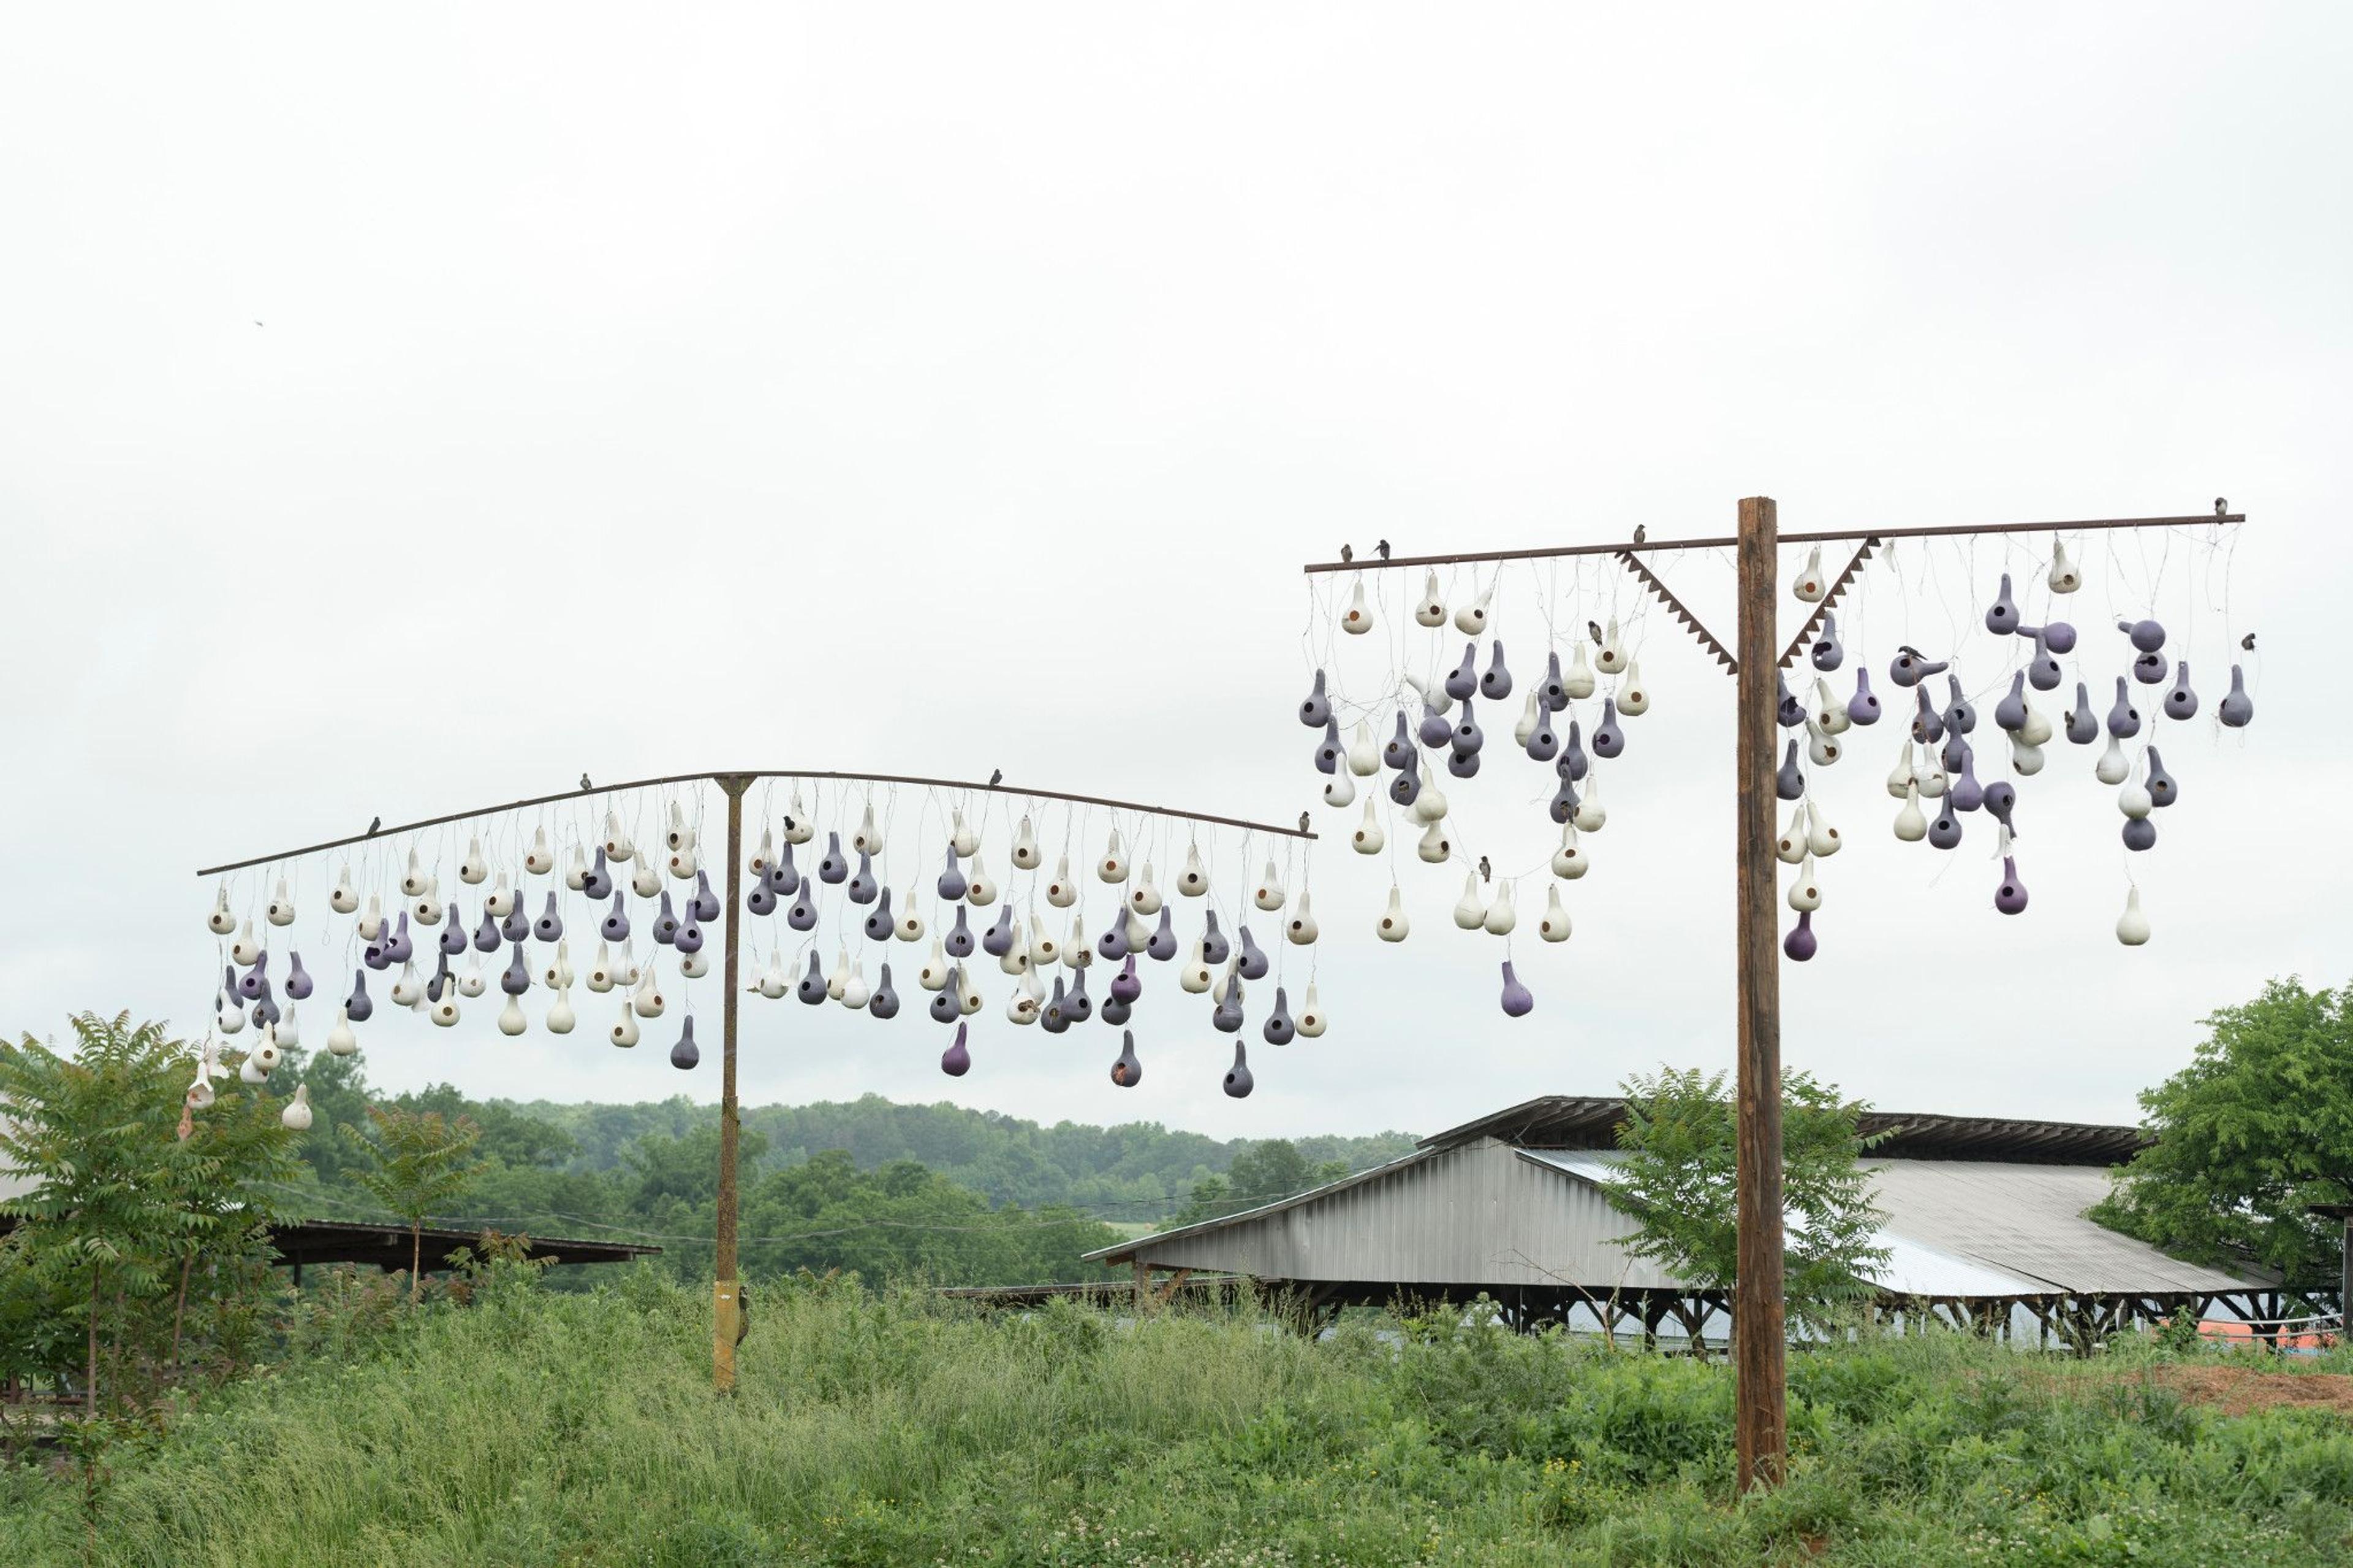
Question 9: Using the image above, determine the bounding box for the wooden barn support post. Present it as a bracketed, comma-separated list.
[1733, 496, 1789, 1489]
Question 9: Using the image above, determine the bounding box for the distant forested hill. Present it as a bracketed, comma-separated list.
[498, 1093, 1420, 1218]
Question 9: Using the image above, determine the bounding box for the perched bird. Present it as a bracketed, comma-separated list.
[1340, 543, 1354, 564]
[580, 773, 593, 790]
[988, 768, 1003, 787]
[366, 816, 382, 836]
[1896, 643, 1925, 661]
[2215, 497, 2229, 517]
[1587, 619, 1604, 645]
[1478, 855, 1491, 884]
[1633, 524, 1647, 545]
[1376, 539, 1390, 561]
[2241, 632, 2256, 651]
[1298, 811, 1311, 834]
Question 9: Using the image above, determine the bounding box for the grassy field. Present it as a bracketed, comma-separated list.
[5, 1271, 2352, 1566]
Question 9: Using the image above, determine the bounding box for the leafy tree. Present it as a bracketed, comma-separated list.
[1165, 1140, 1351, 1227]
[1602, 1067, 1891, 1330]
[738, 1150, 1116, 1284]
[278, 1061, 1404, 1289]
[0, 1013, 297, 1412]
[502, 1090, 1415, 1216]
[627, 1123, 766, 1213]
[399, 1081, 578, 1170]
[2091, 978, 2353, 1290]
[343, 1104, 487, 1301]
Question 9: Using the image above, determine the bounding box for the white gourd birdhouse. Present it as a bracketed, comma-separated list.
[1415, 570, 1446, 627]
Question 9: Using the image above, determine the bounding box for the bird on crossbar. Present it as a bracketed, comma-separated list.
[1340, 544, 1354, 564]
[1376, 539, 1390, 561]
[367, 816, 382, 836]
[1633, 525, 1647, 545]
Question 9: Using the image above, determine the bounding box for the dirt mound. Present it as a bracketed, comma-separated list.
[2151, 1365, 2353, 1417]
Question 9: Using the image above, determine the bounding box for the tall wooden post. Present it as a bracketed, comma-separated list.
[713, 773, 752, 1393]
[1733, 496, 1787, 1488]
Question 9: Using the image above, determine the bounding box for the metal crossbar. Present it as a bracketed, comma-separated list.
[196, 766, 1313, 876]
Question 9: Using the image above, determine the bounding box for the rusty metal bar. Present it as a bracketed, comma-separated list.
[1776, 538, 1879, 670]
[195, 767, 1314, 876]
[1299, 512, 2241, 575]
[1617, 550, 1738, 673]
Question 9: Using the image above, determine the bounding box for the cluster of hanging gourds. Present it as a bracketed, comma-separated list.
[731, 792, 1321, 1096]
[1306, 535, 2257, 1005]
[203, 791, 1322, 1113]
[1306, 572, 1645, 1019]
[1778, 537, 2254, 958]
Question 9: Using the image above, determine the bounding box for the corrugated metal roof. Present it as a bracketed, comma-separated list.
[1519, 1150, 2056, 1297]
[1422, 1095, 2147, 1166]
[1080, 1144, 1449, 1260]
[1085, 1138, 1683, 1289]
[1858, 1159, 2250, 1294]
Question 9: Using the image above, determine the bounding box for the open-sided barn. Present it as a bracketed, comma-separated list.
[1082, 1096, 2290, 1346]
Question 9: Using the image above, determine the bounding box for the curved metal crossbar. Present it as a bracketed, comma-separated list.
[196, 766, 1313, 877]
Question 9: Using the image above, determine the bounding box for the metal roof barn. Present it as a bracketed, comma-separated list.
[1083, 1096, 2289, 1347]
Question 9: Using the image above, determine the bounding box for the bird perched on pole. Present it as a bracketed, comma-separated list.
[1340, 544, 1354, 564]
[580, 773, 593, 791]
[1376, 539, 1391, 561]
[1298, 812, 1311, 834]
[989, 768, 1003, 787]
[366, 816, 381, 836]
[1633, 524, 1647, 545]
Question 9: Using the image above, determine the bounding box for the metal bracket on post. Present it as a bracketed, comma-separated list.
[1777, 539, 1879, 670]
[1618, 551, 1738, 673]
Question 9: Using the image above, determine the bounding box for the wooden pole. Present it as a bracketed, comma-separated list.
[713, 773, 752, 1393]
[1733, 496, 1787, 1489]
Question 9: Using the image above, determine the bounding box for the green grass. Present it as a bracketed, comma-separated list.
[5, 1273, 2351, 1566]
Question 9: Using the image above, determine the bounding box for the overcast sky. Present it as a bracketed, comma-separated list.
[2, 4, 2346, 1143]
